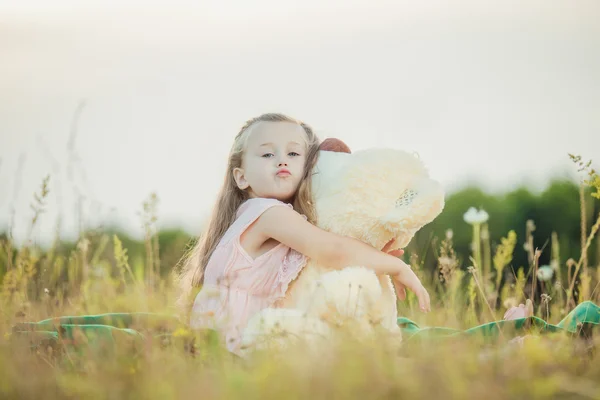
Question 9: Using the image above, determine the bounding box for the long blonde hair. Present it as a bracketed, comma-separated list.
[175, 113, 321, 314]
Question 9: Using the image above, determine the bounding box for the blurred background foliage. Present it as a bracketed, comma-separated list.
[2, 177, 598, 305]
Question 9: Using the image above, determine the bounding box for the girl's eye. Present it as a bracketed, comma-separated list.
[261, 153, 274, 158]
[288, 152, 301, 157]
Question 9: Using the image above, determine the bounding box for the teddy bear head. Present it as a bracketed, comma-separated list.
[311, 139, 445, 250]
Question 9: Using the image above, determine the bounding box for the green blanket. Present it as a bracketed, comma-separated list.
[398, 301, 600, 343]
[9, 301, 600, 357]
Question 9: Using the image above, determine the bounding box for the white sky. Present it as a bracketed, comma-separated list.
[1, 0, 599, 245]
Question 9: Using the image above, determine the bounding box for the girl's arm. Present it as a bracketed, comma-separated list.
[253, 205, 430, 312]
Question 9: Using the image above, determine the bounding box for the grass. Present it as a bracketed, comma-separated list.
[0, 155, 599, 399]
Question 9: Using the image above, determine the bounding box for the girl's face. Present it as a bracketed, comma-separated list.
[233, 121, 308, 202]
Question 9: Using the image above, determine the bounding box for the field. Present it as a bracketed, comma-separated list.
[1, 155, 599, 399]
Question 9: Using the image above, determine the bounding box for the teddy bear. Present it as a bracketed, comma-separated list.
[240, 139, 445, 354]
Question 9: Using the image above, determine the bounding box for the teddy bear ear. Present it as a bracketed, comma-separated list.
[319, 138, 351, 154]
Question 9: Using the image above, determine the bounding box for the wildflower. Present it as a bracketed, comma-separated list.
[493, 230, 517, 288]
[438, 256, 457, 284]
[537, 265, 554, 282]
[445, 229, 453, 240]
[44, 288, 49, 294]
[463, 207, 489, 225]
[540, 293, 552, 303]
[554, 281, 562, 290]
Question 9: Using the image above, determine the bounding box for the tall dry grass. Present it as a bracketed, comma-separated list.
[1, 154, 599, 399]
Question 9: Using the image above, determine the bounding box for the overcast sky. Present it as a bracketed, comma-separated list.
[1, 0, 599, 245]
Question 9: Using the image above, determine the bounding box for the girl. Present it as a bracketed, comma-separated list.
[177, 113, 430, 354]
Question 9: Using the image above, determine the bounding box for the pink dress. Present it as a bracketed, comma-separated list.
[189, 197, 307, 354]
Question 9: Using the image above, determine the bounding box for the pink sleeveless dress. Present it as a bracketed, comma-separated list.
[189, 197, 307, 354]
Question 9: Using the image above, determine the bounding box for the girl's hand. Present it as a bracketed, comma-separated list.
[383, 239, 430, 312]
[392, 262, 430, 313]
[381, 238, 409, 301]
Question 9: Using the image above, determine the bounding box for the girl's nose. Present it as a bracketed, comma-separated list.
[278, 161, 288, 167]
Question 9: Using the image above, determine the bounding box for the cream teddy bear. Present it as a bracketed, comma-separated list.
[240, 139, 445, 353]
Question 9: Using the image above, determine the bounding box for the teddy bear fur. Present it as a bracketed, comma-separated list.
[240, 141, 445, 354]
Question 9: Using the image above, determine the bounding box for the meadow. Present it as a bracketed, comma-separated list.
[1, 154, 599, 399]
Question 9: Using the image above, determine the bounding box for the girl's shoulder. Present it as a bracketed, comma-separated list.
[217, 198, 295, 249]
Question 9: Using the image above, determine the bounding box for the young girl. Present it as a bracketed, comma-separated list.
[178, 113, 430, 355]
